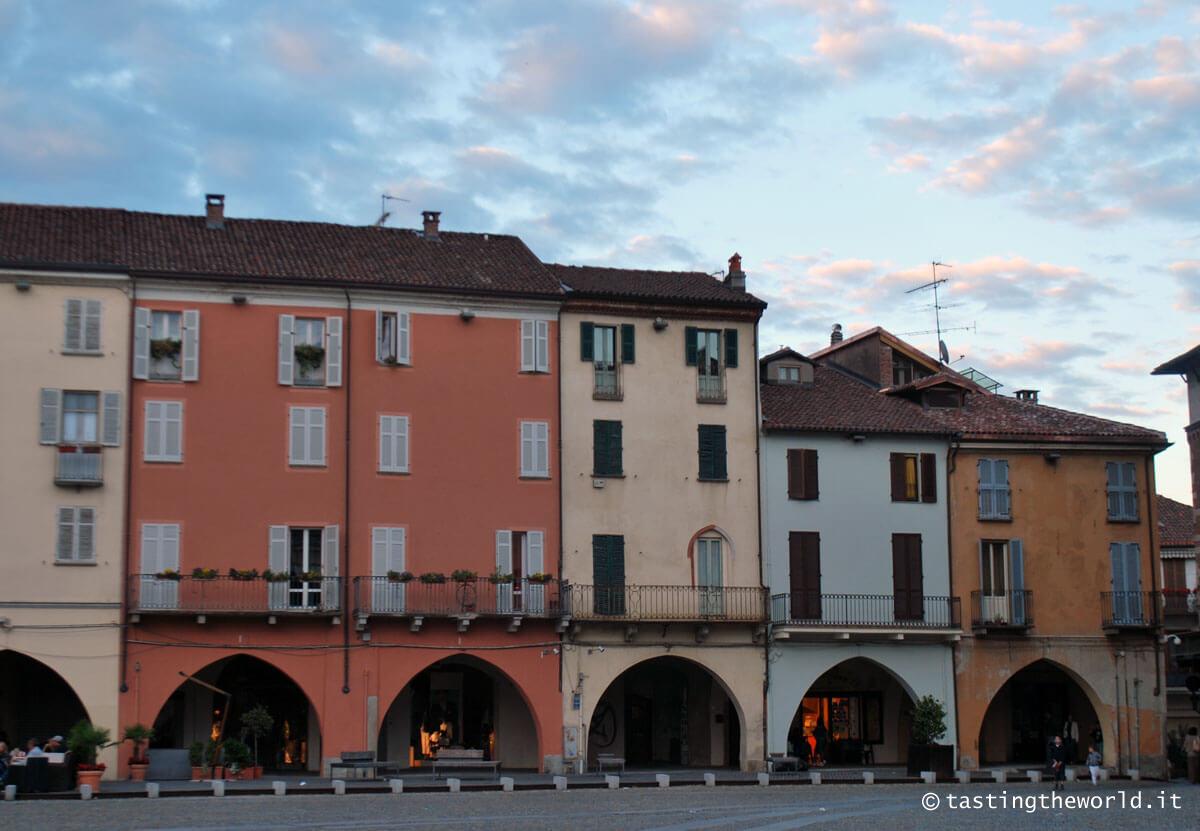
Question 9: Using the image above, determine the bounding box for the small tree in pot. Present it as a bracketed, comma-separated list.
[188, 741, 207, 780]
[68, 720, 112, 792]
[222, 738, 253, 780]
[122, 723, 154, 781]
[906, 694, 953, 779]
[240, 704, 273, 778]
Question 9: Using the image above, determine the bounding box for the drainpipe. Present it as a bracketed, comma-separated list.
[119, 279, 137, 695]
[1114, 658, 1123, 773]
[342, 289, 352, 696]
[753, 315, 768, 769]
[1144, 453, 1162, 697]
[945, 433, 961, 767]
[556, 305, 564, 702]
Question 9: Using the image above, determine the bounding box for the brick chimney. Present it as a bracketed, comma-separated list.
[830, 323, 843, 346]
[205, 194, 225, 229]
[1015, 389, 1039, 404]
[422, 210, 441, 240]
[724, 252, 745, 292]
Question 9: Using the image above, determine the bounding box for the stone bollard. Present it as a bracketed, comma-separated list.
[656, 773, 670, 788]
[1065, 768, 1077, 782]
[991, 770, 1007, 784]
[79, 784, 92, 800]
[274, 781, 287, 796]
[146, 783, 160, 798]
[757, 772, 770, 787]
[212, 780, 225, 797]
[389, 779, 404, 794]
[500, 777, 514, 793]
[1026, 771, 1042, 783]
[956, 771, 971, 784]
[1100, 769, 1110, 782]
[863, 771, 875, 785]
[447, 778, 461, 793]
[809, 771, 821, 785]
[703, 773, 716, 787]
[1129, 769, 1140, 781]
[333, 779, 346, 795]
[920, 771, 936, 785]
[5, 784, 17, 801]
[605, 775, 619, 790]
[554, 776, 568, 791]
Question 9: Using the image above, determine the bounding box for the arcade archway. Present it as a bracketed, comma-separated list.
[978, 659, 1101, 766]
[0, 650, 89, 749]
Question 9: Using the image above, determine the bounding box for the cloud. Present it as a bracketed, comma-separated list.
[1169, 259, 1200, 310]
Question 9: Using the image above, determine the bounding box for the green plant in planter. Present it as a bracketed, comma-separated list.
[262, 569, 290, 582]
[150, 337, 182, 363]
[222, 737, 252, 773]
[293, 343, 326, 372]
[239, 704, 274, 770]
[67, 720, 112, 770]
[526, 572, 554, 584]
[156, 568, 182, 581]
[488, 571, 513, 584]
[205, 738, 224, 769]
[122, 723, 154, 764]
[451, 569, 478, 583]
[387, 570, 414, 583]
[910, 694, 948, 745]
[188, 741, 206, 768]
[192, 567, 218, 580]
[228, 568, 259, 581]
[299, 568, 322, 581]
[419, 572, 447, 584]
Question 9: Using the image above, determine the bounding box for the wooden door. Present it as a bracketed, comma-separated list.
[892, 534, 924, 621]
[788, 532, 821, 620]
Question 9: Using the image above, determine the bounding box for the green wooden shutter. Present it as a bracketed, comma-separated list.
[724, 328, 738, 368]
[580, 322, 594, 362]
[685, 326, 698, 365]
[620, 323, 635, 364]
[698, 426, 714, 479]
[698, 425, 726, 480]
[713, 426, 727, 479]
[609, 420, 622, 475]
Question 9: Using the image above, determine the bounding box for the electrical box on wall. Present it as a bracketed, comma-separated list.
[572, 692, 581, 710]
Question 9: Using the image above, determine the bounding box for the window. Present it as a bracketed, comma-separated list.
[580, 321, 633, 398]
[371, 527, 407, 612]
[267, 524, 339, 611]
[149, 311, 182, 379]
[144, 401, 183, 462]
[686, 327, 737, 401]
[593, 420, 623, 476]
[376, 310, 411, 365]
[134, 308, 199, 381]
[787, 448, 818, 500]
[697, 424, 728, 481]
[696, 536, 724, 615]
[788, 531, 821, 620]
[139, 524, 181, 607]
[779, 366, 801, 382]
[1109, 541, 1144, 623]
[520, 421, 550, 478]
[289, 528, 325, 608]
[891, 533, 924, 621]
[890, 452, 936, 503]
[1106, 462, 1139, 521]
[521, 319, 550, 373]
[978, 459, 1011, 519]
[592, 534, 626, 615]
[289, 406, 326, 466]
[40, 389, 120, 446]
[978, 538, 1026, 625]
[62, 392, 99, 443]
[56, 507, 95, 563]
[63, 298, 101, 353]
[1163, 559, 1188, 592]
[379, 415, 409, 473]
[496, 529, 546, 613]
[278, 314, 342, 387]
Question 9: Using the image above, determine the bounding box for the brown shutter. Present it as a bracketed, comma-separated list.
[892, 534, 908, 619]
[889, 453, 907, 502]
[787, 450, 804, 499]
[920, 453, 937, 503]
[804, 449, 819, 500]
[892, 533, 924, 621]
[788, 531, 821, 620]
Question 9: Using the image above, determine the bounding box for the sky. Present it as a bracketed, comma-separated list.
[1, 0, 1197, 501]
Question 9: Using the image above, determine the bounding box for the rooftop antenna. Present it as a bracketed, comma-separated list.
[905, 261, 953, 365]
[375, 193, 410, 227]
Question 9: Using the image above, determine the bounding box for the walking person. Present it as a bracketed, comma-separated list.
[1049, 736, 1069, 791]
[1086, 745, 1102, 785]
[813, 720, 828, 767]
[1186, 726, 1200, 785]
[1062, 714, 1079, 762]
[1090, 724, 1103, 758]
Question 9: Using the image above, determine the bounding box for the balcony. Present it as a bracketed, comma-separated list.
[563, 584, 767, 623]
[970, 590, 1033, 632]
[129, 574, 342, 618]
[1101, 591, 1159, 632]
[593, 367, 622, 400]
[697, 373, 726, 403]
[770, 592, 961, 638]
[1162, 590, 1197, 629]
[55, 446, 103, 487]
[353, 577, 561, 631]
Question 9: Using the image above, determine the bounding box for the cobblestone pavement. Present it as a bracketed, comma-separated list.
[2, 782, 1197, 830]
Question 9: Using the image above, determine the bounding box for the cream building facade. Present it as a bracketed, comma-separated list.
[0, 271, 129, 775]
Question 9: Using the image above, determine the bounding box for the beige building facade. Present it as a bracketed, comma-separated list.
[0, 271, 129, 775]
[552, 260, 767, 771]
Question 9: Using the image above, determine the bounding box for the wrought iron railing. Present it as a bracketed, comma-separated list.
[593, 367, 621, 400]
[129, 574, 342, 614]
[770, 593, 961, 629]
[697, 373, 726, 402]
[1101, 591, 1158, 629]
[563, 584, 767, 622]
[353, 576, 560, 618]
[55, 446, 103, 486]
[970, 590, 1033, 629]
[1162, 590, 1196, 621]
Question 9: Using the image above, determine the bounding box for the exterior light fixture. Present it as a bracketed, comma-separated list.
[231, 295, 247, 305]
[460, 309, 476, 321]
[15, 280, 31, 292]
[653, 317, 668, 331]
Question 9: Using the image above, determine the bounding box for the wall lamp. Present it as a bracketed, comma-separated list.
[460, 308, 476, 321]
[652, 317, 668, 331]
[587, 645, 606, 655]
[231, 294, 247, 305]
[1044, 451, 1062, 464]
[540, 647, 560, 657]
[14, 280, 31, 292]
[849, 433, 867, 443]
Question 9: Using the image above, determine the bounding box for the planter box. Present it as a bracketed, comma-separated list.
[907, 744, 954, 779]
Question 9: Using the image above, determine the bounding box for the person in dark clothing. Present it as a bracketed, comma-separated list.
[1049, 736, 1069, 791]
[812, 721, 829, 767]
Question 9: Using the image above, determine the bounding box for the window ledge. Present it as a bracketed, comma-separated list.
[520, 369, 550, 375]
[60, 349, 104, 357]
[978, 515, 1013, 522]
[1107, 517, 1141, 524]
[378, 468, 411, 476]
[377, 360, 412, 368]
[697, 477, 729, 483]
[289, 463, 328, 469]
[592, 473, 625, 479]
[696, 397, 727, 405]
[147, 376, 184, 383]
[519, 474, 552, 481]
[54, 560, 97, 567]
[145, 458, 183, 464]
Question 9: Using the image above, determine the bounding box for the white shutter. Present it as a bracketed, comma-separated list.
[520, 422, 534, 476]
[375, 309, 387, 362]
[77, 507, 95, 561]
[496, 530, 513, 614]
[521, 320, 536, 371]
[536, 320, 550, 372]
[289, 407, 306, 465]
[181, 309, 200, 381]
[322, 524, 340, 611]
[101, 391, 121, 447]
[56, 507, 76, 561]
[371, 527, 390, 611]
[379, 415, 409, 473]
[64, 299, 83, 351]
[278, 314, 294, 386]
[325, 316, 343, 387]
[524, 531, 545, 614]
[139, 523, 162, 607]
[40, 388, 62, 444]
[379, 416, 392, 471]
[83, 300, 101, 351]
[310, 407, 326, 466]
[145, 401, 162, 460]
[536, 423, 549, 476]
[133, 306, 151, 379]
[398, 312, 410, 364]
[269, 526, 289, 610]
[395, 416, 408, 471]
[165, 402, 183, 460]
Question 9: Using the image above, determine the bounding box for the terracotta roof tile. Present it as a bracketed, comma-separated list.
[548, 263, 766, 309]
[1159, 494, 1196, 548]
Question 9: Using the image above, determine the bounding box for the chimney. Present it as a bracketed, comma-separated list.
[723, 252, 745, 292]
[830, 323, 843, 346]
[1015, 389, 1039, 404]
[205, 194, 225, 229]
[422, 210, 441, 240]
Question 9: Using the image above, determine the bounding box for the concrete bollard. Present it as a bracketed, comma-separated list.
[146, 782, 160, 798]
[991, 770, 1007, 784]
[703, 773, 716, 787]
[1100, 769, 1110, 782]
[656, 773, 670, 788]
[212, 780, 225, 797]
[79, 784, 92, 800]
[553, 775, 568, 791]
[757, 772, 770, 787]
[447, 778, 461, 793]
[920, 771, 936, 785]
[1065, 768, 1077, 782]
[956, 771, 971, 784]
[333, 779, 346, 795]
[809, 771, 821, 785]
[1129, 769, 1140, 781]
[1026, 770, 1042, 783]
[273, 781, 287, 796]
[4, 784, 17, 801]
[605, 775, 619, 790]
[862, 771, 875, 785]
[500, 777, 514, 792]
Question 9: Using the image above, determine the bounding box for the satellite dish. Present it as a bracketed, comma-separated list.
[938, 340, 950, 364]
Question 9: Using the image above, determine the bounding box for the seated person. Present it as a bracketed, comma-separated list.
[0, 741, 8, 784]
[42, 736, 65, 755]
[25, 738, 45, 757]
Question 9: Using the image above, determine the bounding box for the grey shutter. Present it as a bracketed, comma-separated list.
[397, 312, 411, 364]
[723, 328, 738, 368]
[133, 307, 151, 379]
[278, 314, 294, 386]
[325, 316, 343, 386]
[83, 300, 101, 351]
[40, 388, 62, 444]
[56, 507, 76, 560]
[64, 299, 83, 351]
[684, 326, 698, 365]
[269, 526, 289, 610]
[379, 416, 392, 471]
[620, 323, 635, 364]
[165, 402, 183, 460]
[1123, 463, 1138, 520]
[158, 524, 180, 607]
[997, 460, 1010, 517]
[580, 322, 594, 362]
[289, 407, 305, 465]
[535, 320, 549, 371]
[521, 320, 536, 371]
[310, 408, 326, 465]
[76, 507, 95, 561]
[1106, 462, 1121, 519]
[978, 459, 992, 517]
[181, 309, 200, 381]
[1009, 539, 1025, 624]
[524, 531, 546, 614]
[322, 525, 340, 610]
[145, 401, 162, 460]
[101, 391, 121, 447]
[496, 530, 513, 613]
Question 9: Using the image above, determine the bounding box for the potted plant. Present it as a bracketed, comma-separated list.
[222, 738, 252, 780]
[123, 723, 154, 781]
[488, 570, 513, 585]
[451, 569, 478, 583]
[68, 720, 111, 792]
[192, 567, 218, 580]
[262, 569, 290, 582]
[906, 694, 953, 779]
[240, 704, 273, 779]
[527, 572, 554, 584]
[300, 567, 322, 581]
[228, 568, 259, 581]
[419, 572, 447, 584]
[206, 738, 224, 779]
[156, 568, 182, 580]
[188, 741, 207, 780]
[150, 337, 182, 362]
[387, 570, 414, 583]
[293, 343, 325, 373]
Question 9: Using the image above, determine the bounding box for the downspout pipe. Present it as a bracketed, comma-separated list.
[1144, 453, 1161, 698]
[753, 314, 768, 769]
[555, 306, 564, 704]
[119, 279, 136, 694]
[342, 289, 352, 695]
[946, 432, 961, 766]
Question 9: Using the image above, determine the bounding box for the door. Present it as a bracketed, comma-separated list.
[892, 534, 924, 621]
[696, 537, 723, 616]
[496, 531, 513, 614]
[979, 540, 1009, 622]
[788, 532, 821, 621]
[140, 524, 179, 609]
[371, 527, 406, 613]
[522, 531, 545, 614]
[1110, 542, 1143, 623]
[592, 535, 625, 615]
[289, 528, 323, 608]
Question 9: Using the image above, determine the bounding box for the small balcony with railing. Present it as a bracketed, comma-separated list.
[353, 576, 561, 632]
[696, 372, 726, 403]
[1100, 591, 1159, 632]
[563, 584, 767, 631]
[1162, 589, 1197, 630]
[770, 592, 961, 639]
[970, 590, 1034, 633]
[129, 573, 342, 621]
[592, 366, 622, 401]
[55, 445, 103, 487]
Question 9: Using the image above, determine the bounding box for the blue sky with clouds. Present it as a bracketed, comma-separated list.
[1, 0, 1196, 499]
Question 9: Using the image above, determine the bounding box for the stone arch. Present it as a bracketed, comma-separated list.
[0, 649, 91, 747]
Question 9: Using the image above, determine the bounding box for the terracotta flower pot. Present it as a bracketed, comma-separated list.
[77, 768, 103, 793]
[254, 766, 264, 780]
[191, 766, 205, 781]
[129, 762, 149, 781]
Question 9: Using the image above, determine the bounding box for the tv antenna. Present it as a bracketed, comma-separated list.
[905, 261, 957, 364]
[375, 193, 410, 227]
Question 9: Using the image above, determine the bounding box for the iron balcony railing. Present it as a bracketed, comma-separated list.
[593, 367, 621, 400]
[129, 574, 342, 614]
[564, 584, 767, 622]
[770, 592, 961, 629]
[1162, 590, 1196, 622]
[353, 576, 561, 618]
[970, 590, 1034, 629]
[697, 373, 726, 403]
[1101, 591, 1159, 629]
[55, 446, 103, 487]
